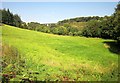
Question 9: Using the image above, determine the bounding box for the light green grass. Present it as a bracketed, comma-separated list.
[1, 25, 118, 81]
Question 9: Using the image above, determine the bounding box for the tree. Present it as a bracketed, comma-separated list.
[0, 10, 2, 23]
[7, 9, 14, 25]
[2, 9, 9, 24]
[82, 20, 102, 37]
[21, 22, 28, 29]
[57, 26, 68, 35]
[113, 2, 120, 43]
[100, 16, 114, 39]
[2, 9, 14, 25]
[13, 14, 22, 27]
[1, 9, 22, 27]
[52, 28, 59, 34]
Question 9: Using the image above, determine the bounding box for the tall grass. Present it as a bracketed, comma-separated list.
[2, 44, 20, 82]
[2, 44, 40, 82]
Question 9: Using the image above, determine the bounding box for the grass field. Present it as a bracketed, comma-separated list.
[1, 25, 119, 81]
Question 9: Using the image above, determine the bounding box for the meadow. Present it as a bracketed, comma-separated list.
[1, 25, 119, 81]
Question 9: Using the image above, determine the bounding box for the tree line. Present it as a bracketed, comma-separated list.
[58, 16, 104, 24]
[0, 2, 120, 44]
[0, 9, 22, 27]
[82, 3, 120, 43]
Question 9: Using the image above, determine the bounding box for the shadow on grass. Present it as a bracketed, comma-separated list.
[103, 41, 120, 55]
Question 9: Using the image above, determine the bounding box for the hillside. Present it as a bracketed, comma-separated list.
[1, 25, 119, 81]
[59, 22, 87, 31]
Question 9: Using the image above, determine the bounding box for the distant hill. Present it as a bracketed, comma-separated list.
[58, 16, 103, 24]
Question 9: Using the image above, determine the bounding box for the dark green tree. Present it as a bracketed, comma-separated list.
[7, 9, 14, 25]
[82, 20, 102, 37]
[2, 9, 9, 24]
[13, 14, 22, 27]
[113, 3, 120, 43]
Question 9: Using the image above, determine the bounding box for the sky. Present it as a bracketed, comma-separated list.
[1, 0, 120, 2]
[1, 2, 118, 24]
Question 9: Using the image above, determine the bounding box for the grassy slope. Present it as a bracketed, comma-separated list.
[1, 25, 118, 81]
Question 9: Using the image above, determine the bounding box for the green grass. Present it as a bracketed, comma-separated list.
[1, 25, 119, 81]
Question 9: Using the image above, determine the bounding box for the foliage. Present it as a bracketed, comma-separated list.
[1, 9, 22, 27]
[58, 16, 103, 24]
[113, 3, 120, 43]
[81, 2, 120, 45]
[13, 14, 22, 27]
[1, 44, 39, 82]
[82, 20, 102, 37]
